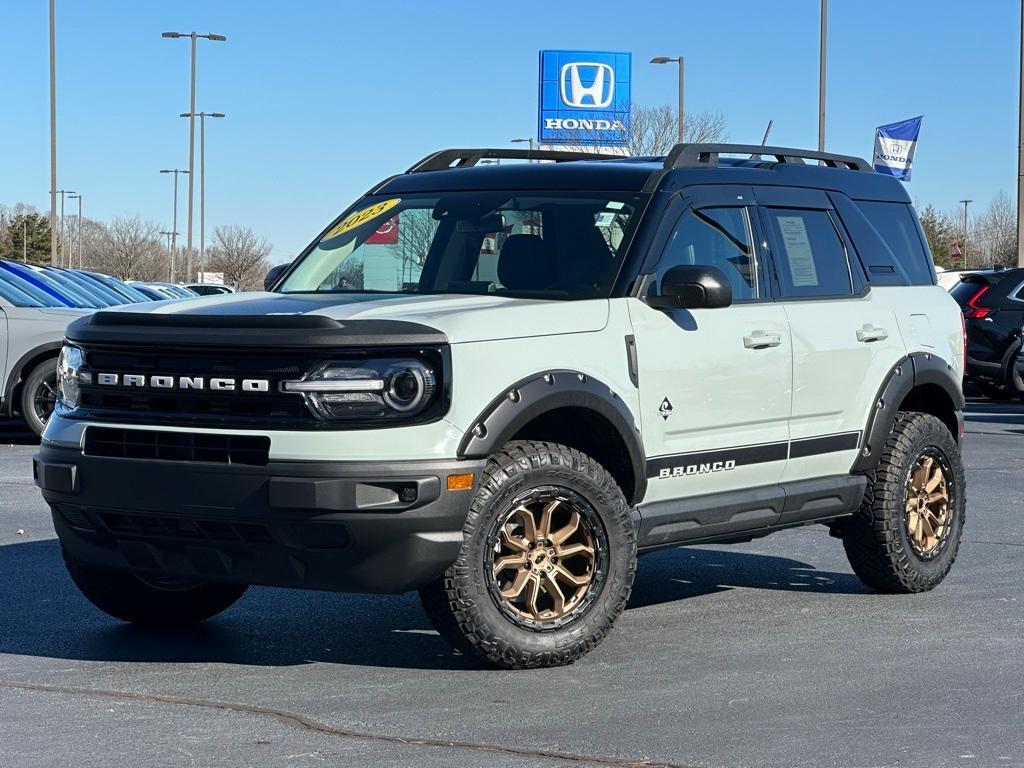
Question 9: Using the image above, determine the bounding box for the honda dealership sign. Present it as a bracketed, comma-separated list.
[538, 50, 631, 147]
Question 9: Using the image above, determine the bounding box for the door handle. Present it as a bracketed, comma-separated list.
[856, 324, 889, 343]
[743, 330, 783, 349]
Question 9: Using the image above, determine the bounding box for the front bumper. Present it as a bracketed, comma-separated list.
[34, 444, 483, 594]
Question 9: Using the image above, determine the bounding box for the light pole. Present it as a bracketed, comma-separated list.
[650, 56, 685, 143]
[162, 31, 227, 282]
[959, 199, 973, 267]
[1018, 0, 1024, 266]
[180, 111, 224, 282]
[67, 193, 82, 268]
[818, 0, 828, 152]
[49, 0, 58, 265]
[160, 231, 178, 256]
[51, 189, 75, 267]
[511, 137, 534, 162]
[160, 169, 189, 280]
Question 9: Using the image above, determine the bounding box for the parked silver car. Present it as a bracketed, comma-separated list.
[0, 275, 89, 435]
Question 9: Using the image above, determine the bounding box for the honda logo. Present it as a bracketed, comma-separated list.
[559, 62, 614, 109]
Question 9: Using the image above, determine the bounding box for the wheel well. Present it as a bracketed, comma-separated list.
[510, 406, 638, 502]
[899, 384, 959, 441]
[8, 348, 60, 416]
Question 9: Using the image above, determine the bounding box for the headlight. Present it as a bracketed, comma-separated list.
[283, 358, 439, 422]
[56, 345, 84, 411]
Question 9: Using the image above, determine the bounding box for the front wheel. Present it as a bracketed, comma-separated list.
[20, 358, 58, 437]
[420, 441, 636, 669]
[842, 412, 965, 593]
[62, 550, 248, 626]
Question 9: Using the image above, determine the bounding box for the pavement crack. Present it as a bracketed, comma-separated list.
[0, 680, 694, 768]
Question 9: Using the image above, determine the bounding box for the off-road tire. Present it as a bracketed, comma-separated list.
[62, 550, 248, 626]
[420, 440, 636, 669]
[843, 412, 965, 593]
[20, 358, 58, 437]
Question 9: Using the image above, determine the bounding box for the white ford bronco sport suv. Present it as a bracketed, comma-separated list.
[35, 144, 966, 669]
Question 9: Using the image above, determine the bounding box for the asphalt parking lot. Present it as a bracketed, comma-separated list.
[0, 403, 1021, 768]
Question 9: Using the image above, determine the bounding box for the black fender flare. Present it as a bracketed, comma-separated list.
[852, 352, 965, 472]
[3, 341, 62, 417]
[456, 370, 647, 505]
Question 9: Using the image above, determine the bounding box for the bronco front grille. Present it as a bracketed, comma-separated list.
[73, 346, 322, 429]
[84, 427, 270, 466]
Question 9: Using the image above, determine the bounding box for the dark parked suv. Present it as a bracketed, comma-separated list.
[951, 267, 1024, 401]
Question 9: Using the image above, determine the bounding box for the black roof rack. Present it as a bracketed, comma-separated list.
[663, 143, 872, 171]
[407, 148, 612, 173]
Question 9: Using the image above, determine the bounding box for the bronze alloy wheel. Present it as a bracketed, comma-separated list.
[486, 486, 608, 629]
[905, 449, 954, 559]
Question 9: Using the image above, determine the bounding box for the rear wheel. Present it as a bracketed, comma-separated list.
[842, 412, 965, 593]
[62, 549, 247, 626]
[20, 358, 58, 437]
[420, 440, 636, 669]
[1010, 354, 1024, 403]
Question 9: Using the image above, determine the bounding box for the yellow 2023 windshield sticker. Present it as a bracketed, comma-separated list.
[320, 198, 401, 242]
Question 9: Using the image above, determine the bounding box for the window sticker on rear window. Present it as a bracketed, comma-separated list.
[777, 215, 819, 287]
[320, 198, 401, 243]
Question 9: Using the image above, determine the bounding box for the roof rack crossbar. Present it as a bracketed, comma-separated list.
[663, 143, 872, 172]
[406, 148, 612, 173]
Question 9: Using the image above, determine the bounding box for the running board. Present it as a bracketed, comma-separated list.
[634, 475, 866, 550]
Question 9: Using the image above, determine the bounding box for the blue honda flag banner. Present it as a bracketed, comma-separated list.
[873, 116, 923, 181]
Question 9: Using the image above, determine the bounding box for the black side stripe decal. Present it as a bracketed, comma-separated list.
[646, 431, 861, 479]
[788, 431, 861, 459]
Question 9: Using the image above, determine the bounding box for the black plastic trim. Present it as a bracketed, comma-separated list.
[35, 444, 485, 594]
[852, 352, 965, 472]
[635, 474, 865, 550]
[456, 370, 646, 505]
[625, 335, 639, 387]
[66, 313, 448, 349]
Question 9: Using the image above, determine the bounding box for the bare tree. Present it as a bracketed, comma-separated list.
[207, 225, 272, 290]
[972, 191, 1017, 268]
[629, 105, 727, 155]
[553, 103, 728, 156]
[394, 210, 438, 284]
[90, 216, 162, 281]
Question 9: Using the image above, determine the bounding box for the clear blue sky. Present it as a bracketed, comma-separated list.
[1, 0, 1019, 262]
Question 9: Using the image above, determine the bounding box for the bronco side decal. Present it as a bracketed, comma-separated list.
[646, 431, 862, 479]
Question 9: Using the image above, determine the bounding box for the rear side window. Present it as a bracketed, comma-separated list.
[763, 208, 853, 298]
[855, 202, 934, 285]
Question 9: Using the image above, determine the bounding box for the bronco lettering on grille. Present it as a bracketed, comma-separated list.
[93, 373, 270, 393]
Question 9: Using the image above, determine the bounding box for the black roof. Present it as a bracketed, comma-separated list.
[374, 144, 910, 203]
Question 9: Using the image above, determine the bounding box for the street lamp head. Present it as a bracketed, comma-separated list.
[208, 112, 226, 118]
[510, 138, 531, 143]
[206, 33, 227, 41]
[161, 31, 183, 38]
[650, 56, 674, 64]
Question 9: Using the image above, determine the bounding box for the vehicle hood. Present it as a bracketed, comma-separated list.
[102, 292, 610, 344]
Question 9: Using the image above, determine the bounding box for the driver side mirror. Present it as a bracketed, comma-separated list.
[264, 262, 290, 291]
[646, 265, 733, 310]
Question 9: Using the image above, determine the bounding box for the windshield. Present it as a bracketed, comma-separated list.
[280, 191, 648, 300]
